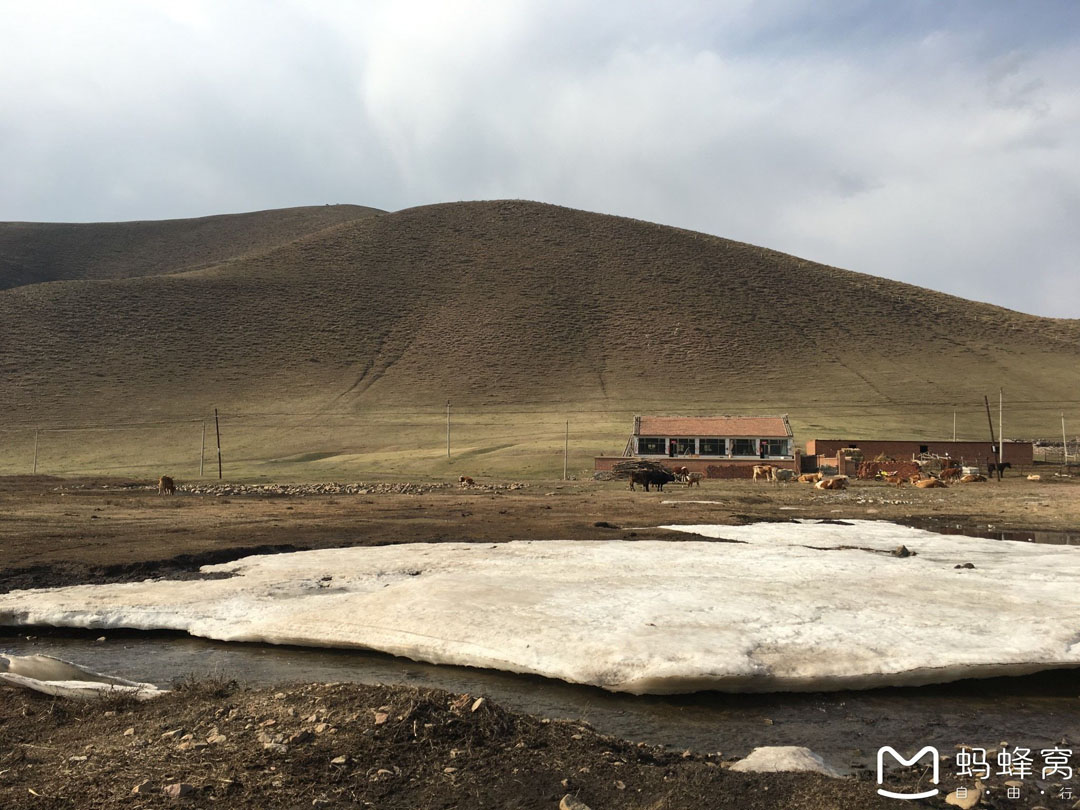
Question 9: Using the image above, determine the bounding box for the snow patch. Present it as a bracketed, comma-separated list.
[0, 521, 1077, 694]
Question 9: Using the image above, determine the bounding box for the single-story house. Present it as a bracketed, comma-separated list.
[595, 415, 799, 478]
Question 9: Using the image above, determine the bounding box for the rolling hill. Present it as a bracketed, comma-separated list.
[1, 200, 1077, 478]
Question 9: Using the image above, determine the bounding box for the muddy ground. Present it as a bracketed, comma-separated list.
[1, 472, 1079, 809]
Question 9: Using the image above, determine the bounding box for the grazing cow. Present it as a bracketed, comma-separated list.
[774, 469, 795, 482]
[628, 469, 676, 492]
[814, 476, 849, 490]
[939, 467, 962, 482]
[959, 474, 987, 483]
[686, 472, 704, 487]
[459, 475, 475, 487]
[797, 473, 823, 484]
[752, 465, 775, 482]
[915, 478, 948, 488]
[673, 466, 690, 482]
[987, 462, 1012, 477]
[157, 475, 176, 495]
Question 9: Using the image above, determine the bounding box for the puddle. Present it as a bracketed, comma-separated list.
[896, 518, 1080, 545]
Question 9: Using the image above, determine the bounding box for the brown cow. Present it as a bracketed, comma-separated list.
[797, 472, 823, 484]
[673, 466, 690, 482]
[960, 474, 987, 483]
[882, 471, 905, 488]
[752, 465, 775, 482]
[459, 475, 475, 487]
[814, 476, 849, 490]
[915, 478, 948, 488]
[686, 472, 704, 487]
[158, 475, 176, 495]
[939, 467, 962, 481]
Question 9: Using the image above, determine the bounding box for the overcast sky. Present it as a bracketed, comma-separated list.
[3, 1, 1078, 317]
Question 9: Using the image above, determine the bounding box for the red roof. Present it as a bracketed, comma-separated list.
[636, 415, 792, 438]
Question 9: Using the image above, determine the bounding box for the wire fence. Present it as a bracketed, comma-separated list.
[2, 404, 1078, 479]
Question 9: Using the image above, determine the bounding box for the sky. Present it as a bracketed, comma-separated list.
[2, 0, 1079, 317]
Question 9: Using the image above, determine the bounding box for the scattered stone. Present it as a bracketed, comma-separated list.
[263, 742, 289, 754]
[729, 746, 842, 778]
[470, 697, 485, 712]
[945, 782, 982, 809]
[207, 733, 227, 745]
[96, 636, 106, 642]
[443, 767, 458, 774]
[954, 562, 976, 569]
[163, 782, 194, 798]
[313, 722, 329, 734]
[373, 711, 389, 725]
[560, 795, 593, 810]
[288, 730, 314, 745]
[68, 755, 87, 762]
[330, 756, 348, 766]
[131, 781, 153, 795]
[892, 545, 912, 558]
[615, 780, 626, 790]
[160, 728, 183, 740]
[123, 728, 135, 736]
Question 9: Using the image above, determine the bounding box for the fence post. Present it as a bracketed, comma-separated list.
[214, 409, 223, 480]
[33, 428, 39, 474]
[200, 421, 206, 478]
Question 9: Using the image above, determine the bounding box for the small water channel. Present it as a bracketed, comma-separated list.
[4, 627, 1079, 772]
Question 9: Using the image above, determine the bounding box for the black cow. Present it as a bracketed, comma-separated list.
[987, 462, 1012, 478]
[628, 469, 676, 492]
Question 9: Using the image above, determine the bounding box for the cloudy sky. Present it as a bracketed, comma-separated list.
[3, 1, 1078, 317]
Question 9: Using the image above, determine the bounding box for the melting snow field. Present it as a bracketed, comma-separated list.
[0, 521, 1078, 694]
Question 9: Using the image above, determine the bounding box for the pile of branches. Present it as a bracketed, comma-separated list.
[610, 459, 674, 479]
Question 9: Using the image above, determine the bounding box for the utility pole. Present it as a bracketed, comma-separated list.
[446, 401, 451, 460]
[984, 395, 1000, 480]
[32, 428, 39, 474]
[1064, 414, 1069, 467]
[952, 409, 956, 442]
[999, 388, 1004, 466]
[199, 421, 206, 478]
[563, 420, 569, 481]
[214, 409, 223, 480]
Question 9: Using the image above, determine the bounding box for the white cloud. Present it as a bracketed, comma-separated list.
[0, 1, 1078, 315]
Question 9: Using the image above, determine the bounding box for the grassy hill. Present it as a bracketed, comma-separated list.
[1, 200, 1077, 479]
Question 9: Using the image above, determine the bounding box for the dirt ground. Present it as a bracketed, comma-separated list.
[1, 472, 1079, 809]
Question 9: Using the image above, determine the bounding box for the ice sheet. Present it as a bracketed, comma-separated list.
[0, 654, 167, 700]
[0, 521, 1077, 694]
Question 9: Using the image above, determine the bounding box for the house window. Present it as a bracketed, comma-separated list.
[699, 438, 724, 455]
[732, 439, 756, 456]
[672, 438, 696, 455]
[766, 439, 789, 456]
[637, 437, 666, 455]
[919, 445, 928, 454]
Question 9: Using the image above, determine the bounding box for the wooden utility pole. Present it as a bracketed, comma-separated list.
[952, 410, 956, 442]
[563, 420, 569, 481]
[998, 388, 1004, 466]
[446, 401, 451, 460]
[983, 395, 1000, 480]
[199, 421, 206, 478]
[32, 428, 39, 474]
[214, 409, 223, 480]
[1064, 414, 1069, 467]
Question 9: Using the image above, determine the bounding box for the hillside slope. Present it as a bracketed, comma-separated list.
[1, 200, 1077, 476]
[0, 204, 382, 289]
